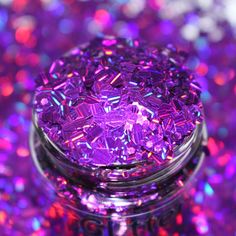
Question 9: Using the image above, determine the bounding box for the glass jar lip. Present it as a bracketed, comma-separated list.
[32, 107, 206, 183]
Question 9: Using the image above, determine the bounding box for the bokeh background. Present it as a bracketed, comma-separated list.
[0, 0, 236, 235]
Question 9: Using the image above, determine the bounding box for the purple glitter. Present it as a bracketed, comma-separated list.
[1, 0, 236, 234]
[33, 37, 203, 167]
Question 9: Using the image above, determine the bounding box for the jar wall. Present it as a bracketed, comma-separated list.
[30, 124, 207, 235]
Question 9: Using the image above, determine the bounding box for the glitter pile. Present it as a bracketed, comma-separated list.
[34, 37, 203, 168]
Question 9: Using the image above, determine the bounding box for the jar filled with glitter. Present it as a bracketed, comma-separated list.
[30, 37, 208, 235]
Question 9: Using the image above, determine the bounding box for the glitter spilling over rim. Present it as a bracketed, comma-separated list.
[32, 111, 207, 182]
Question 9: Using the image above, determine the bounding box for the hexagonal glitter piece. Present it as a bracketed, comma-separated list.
[33, 37, 203, 167]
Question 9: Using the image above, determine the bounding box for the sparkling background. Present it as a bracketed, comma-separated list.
[0, 0, 236, 235]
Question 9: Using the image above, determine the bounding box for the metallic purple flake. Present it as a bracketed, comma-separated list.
[33, 37, 203, 167]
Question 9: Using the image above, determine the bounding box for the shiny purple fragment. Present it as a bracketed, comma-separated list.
[33, 37, 203, 167]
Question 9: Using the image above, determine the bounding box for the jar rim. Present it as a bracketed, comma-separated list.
[32, 108, 206, 183]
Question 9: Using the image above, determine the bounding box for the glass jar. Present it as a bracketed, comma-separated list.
[30, 120, 207, 235]
[30, 37, 208, 235]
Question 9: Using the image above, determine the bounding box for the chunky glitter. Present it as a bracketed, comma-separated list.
[33, 37, 203, 167]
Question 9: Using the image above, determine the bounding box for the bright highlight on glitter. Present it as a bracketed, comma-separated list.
[204, 183, 214, 196]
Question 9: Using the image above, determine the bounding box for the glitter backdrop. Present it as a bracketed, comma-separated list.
[0, 0, 236, 235]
